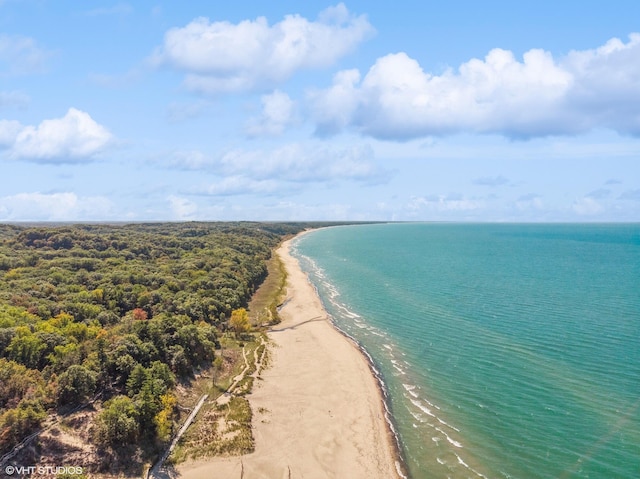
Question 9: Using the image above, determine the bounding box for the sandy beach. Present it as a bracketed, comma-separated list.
[177, 233, 400, 479]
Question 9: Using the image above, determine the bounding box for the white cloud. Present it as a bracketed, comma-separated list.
[408, 194, 484, 212]
[245, 90, 296, 136]
[0, 192, 114, 221]
[1, 108, 115, 162]
[168, 142, 387, 184]
[573, 196, 604, 215]
[151, 3, 374, 93]
[168, 195, 198, 219]
[0, 119, 22, 146]
[516, 193, 544, 211]
[0, 34, 50, 76]
[310, 68, 361, 136]
[309, 33, 640, 139]
[200, 176, 284, 197]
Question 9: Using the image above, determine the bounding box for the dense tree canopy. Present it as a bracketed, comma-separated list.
[0, 222, 329, 454]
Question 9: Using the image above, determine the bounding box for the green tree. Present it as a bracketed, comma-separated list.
[5, 328, 47, 369]
[56, 365, 97, 406]
[94, 395, 139, 445]
[148, 361, 175, 389]
[126, 364, 149, 397]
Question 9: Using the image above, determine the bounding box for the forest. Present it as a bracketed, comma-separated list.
[0, 221, 320, 467]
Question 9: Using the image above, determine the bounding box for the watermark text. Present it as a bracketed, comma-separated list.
[4, 465, 84, 476]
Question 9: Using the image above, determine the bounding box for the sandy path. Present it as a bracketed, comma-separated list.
[177, 234, 400, 479]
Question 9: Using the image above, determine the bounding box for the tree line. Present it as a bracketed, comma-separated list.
[0, 222, 323, 454]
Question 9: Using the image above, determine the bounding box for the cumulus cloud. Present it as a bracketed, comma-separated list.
[0, 108, 114, 162]
[150, 3, 374, 93]
[0, 120, 22, 146]
[245, 90, 296, 136]
[0, 34, 50, 75]
[0, 192, 114, 221]
[309, 33, 640, 139]
[168, 142, 387, 185]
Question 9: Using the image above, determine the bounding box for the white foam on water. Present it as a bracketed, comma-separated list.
[454, 454, 490, 479]
[421, 396, 440, 411]
[391, 359, 406, 375]
[408, 410, 425, 423]
[435, 426, 463, 448]
[410, 398, 436, 418]
[402, 383, 419, 399]
[455, 453, 469, 467]
[437, 417, 461, 433]
[446, 436, 463, 448]
[395, 461, 408, 479]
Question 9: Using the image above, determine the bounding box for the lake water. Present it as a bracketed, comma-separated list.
[292, 223, 640, 479]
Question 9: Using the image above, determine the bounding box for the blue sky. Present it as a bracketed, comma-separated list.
[0, 0, 639, 222]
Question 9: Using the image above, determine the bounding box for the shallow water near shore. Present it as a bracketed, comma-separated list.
[292, 223, 640, 479]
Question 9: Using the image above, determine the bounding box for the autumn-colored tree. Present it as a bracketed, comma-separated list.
[132, 308, 148, 321]
[229, 308, 250, 338]
[154, 393, 176, 442]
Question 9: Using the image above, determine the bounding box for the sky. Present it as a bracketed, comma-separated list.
[0, 0, 639, 222]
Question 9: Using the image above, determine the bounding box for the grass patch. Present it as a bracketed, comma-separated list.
[169, 334, 265, 464]
[248, 251, 287, 326]
[170, 397, 254, 463]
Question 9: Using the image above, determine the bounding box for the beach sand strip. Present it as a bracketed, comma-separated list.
[177, 234, 400, 479]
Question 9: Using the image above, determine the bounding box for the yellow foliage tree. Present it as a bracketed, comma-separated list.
[229, 308, 251, 338]
[154, 393, 177, 442]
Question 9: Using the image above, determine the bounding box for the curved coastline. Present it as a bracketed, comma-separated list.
[177, 229, 402, 478]
[289, 230, 409, 479]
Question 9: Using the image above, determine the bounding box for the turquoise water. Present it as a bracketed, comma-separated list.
[291, 223, 640, 479]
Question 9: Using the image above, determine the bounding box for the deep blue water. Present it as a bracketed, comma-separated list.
[292, 223, 640, 479]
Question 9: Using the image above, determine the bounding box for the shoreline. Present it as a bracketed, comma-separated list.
[287, 229, 408, 478]
[176, 230, 402, 478]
